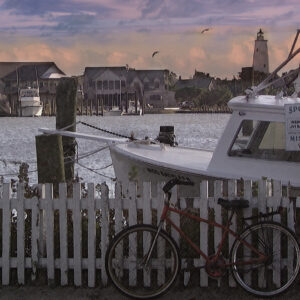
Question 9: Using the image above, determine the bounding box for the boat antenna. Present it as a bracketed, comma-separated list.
[16, 66, 21, 116]
[246, 29, 300, 98]
[35, 65, 40, 93]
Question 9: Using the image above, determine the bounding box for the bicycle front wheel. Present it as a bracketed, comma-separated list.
[105, 224, 180, 299]
[230, 222, 300, 297]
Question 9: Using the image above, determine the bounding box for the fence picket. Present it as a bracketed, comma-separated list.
[199, 181, 208, 287]
[242, 180, 253, 286]
[2, 183, 11, 285]
[88, 183, 96, 287]
[0, 179, 298, 289]
[17, 184, 25, 284]
[228, 180, 237, 287]
[100, 183, 109, 285]
[73, 183, 82, 286]
[31, 195, 39, 282]
[45, 184, 55, 285]
[59, 183, 68, 286]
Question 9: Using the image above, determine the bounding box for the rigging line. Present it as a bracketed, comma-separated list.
[79, 121, 136, 140]
[58, 121, 81, 131]
[0, 169, 37, 177]
[63, 145, 109, 161]
[0, 158, 37, 165]
[76, 161, 115, 180]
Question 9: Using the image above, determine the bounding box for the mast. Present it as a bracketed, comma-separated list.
[16, 67, 21, 117]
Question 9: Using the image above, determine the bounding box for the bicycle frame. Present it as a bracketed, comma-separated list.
[155, 199, 268, 269]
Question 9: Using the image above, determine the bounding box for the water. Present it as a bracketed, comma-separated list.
[0, 114, 230, 186]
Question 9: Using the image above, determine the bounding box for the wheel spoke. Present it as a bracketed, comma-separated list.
[106, 225, 180, 299]
[231, 222, 300, 297]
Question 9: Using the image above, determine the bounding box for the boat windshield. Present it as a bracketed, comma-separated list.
[229, 120, 300, 162]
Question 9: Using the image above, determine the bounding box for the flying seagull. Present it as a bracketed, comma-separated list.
[152, 51, 159, 57]
[201, 28, 210, 34]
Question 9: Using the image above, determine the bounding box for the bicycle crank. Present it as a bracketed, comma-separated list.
[205, 254, 227, 278]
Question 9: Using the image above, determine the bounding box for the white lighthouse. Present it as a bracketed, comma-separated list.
[253, 29, 269, 74]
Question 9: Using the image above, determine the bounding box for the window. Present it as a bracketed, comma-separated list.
[103, 80, 108, 90]
[229, 120, 300, 162]
[97, 81, 102, 90]
[115, 80, 120, 89]
[121, 80, 126, 88]
[144, 82, 149, 90]
[154, 81, 159, 89]
[109, 80, 114, 90]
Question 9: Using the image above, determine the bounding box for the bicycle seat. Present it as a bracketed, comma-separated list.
[218, 198, 249, 210]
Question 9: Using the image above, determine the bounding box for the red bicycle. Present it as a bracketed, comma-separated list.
[106, 179, 300, 299]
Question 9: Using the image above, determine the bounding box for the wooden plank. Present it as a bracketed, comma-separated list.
[199, 181, 208, 287]
[2, 183, 11, 285]
[142, 182, 152, 287]
[228, 180, 237, 287]
[242, 180, 253, 286]
[31, 195, 39, 282]
[59, 183, 68, 286]
[257, 179, 267, 289]
[156, 182, 165, 286]
[100, 183, 109, 285]
[17, 183, 25, 284]
[87, 183, 96, 287]
[73, 183, 82, 286]
[128, 182, 137, 286]
[213, 180, 222, 287]
[45, 184, 55, 285]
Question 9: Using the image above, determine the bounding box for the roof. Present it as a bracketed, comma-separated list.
[175, 78, 212, 89]
[84, 66, 166, 84]
[228, 95, 300, 113]
[0, 62, 65, 81]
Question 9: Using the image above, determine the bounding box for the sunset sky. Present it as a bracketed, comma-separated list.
[0, 0, 299, 78]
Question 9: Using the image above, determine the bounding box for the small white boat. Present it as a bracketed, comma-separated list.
[103, 106, 122, 116]
[39, 30, 300, 190]
[19, 87, 43, 117]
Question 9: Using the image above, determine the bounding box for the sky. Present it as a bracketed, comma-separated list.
[0, 0, 300, 78]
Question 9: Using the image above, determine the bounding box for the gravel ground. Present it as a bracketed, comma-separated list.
[1, 283, 300, 300]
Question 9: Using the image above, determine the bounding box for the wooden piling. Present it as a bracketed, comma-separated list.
[35, 134, 65, 195]
[56, 77, 78, 183]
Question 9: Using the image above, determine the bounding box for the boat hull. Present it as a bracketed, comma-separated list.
[109, 145, 218, 195]
[21, 105, 43, 117]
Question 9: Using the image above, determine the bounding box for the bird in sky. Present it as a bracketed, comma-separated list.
[201, 28, 210, 34]
[152, 51, 159, 57]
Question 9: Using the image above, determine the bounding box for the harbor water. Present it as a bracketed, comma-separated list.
[0, 114, 230, 187]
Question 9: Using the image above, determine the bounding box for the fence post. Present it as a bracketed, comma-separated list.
[2, 183, 11, 285]
[59, 183, 68, 285]
[73, 183, 82, 286]
[17, 183, 25, 285]
[100, 182, 109, 285]
[88, 183, 96, 287]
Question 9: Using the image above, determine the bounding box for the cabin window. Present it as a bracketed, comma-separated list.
[229, 120, 300, 162]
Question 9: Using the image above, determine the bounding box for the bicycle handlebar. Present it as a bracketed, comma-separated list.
[162, 178, 194, 194]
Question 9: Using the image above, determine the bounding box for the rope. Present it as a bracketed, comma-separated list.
[76, 161, 115, 180]
[79, 121, 136, 140]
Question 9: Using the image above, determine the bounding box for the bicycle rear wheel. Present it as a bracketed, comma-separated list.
[105, 224, 180, 299]
[230, 222, 300, 297]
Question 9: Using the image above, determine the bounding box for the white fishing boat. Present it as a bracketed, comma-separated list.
[39, 30, 300, 190]
[19, 87, 43, 117]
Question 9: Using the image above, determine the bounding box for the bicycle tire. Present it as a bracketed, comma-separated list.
[105, 224, 180, 299]
[230, 222, 300, 297]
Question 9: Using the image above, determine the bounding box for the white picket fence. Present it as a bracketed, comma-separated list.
[0, 179, 299, 287]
